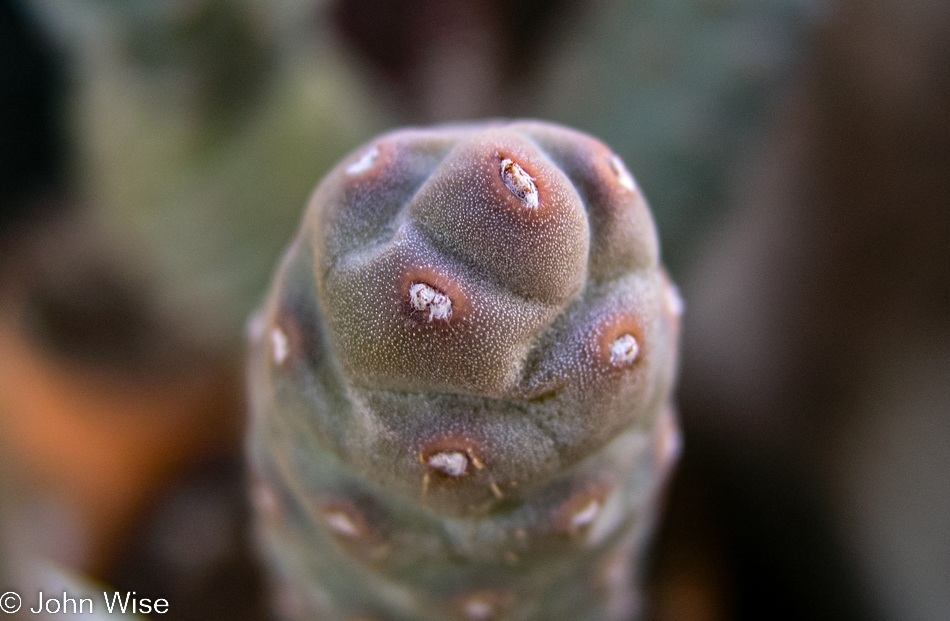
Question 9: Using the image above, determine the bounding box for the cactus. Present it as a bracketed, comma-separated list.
[248, 120, 682, 621]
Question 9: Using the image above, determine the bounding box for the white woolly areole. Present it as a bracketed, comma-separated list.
[609, 333, 639, 365]
[463, 598, 494, 620]
[657, 409, 683, 469]
[271, 328, 289, 364]
[427, 451, 468, 477]
[408, 282, 452, 321]
[324, 512, 360, 537]
[346, 146, 379, 175]
[571, 500, 601, 529]
[500, 158, 539, 209]
[665, 283, 685, 318]
[608, 154, 637, 193]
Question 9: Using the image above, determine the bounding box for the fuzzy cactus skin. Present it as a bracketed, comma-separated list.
[248, 120, 682, 621]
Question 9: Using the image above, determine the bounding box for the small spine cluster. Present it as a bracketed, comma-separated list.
[248, 121, 681, 621]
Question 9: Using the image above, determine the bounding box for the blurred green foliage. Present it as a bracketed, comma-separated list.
[30, 0, 394, 353]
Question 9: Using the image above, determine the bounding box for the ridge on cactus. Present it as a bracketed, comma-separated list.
[248, 120, 682, 621]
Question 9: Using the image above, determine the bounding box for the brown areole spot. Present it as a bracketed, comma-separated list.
[417, 434, 496, 503]
[408, 282, 452, 322]
[607, 153, 638, 194]
[346, 146, 380, 176]
[420, 436, 486, 479]
[499, 156, 539, 209]
[490, 150, 558, 222]
[654, 407, 682, 477]
[270, 326, 290, 365]
[342, 140, 397, 185]
[609, 334, 639, 366]
[596, 313, 646, 371]
[551, 482, 612, 536]
[424, 450, 469, 477]
[398, 264, 471, 327]
[455, 590, 515, 621]
[271, 306, 306, 367]
[319, 499, 378, 544]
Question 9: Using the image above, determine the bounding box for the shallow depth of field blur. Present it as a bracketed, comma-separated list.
[1, 0, 947, 619]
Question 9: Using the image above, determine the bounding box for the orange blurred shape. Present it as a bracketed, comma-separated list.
[0, 310, 240, 576]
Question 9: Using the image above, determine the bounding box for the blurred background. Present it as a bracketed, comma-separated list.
[1, 0, 947, 619]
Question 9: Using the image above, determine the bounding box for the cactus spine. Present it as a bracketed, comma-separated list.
[248, 121, 682, 621]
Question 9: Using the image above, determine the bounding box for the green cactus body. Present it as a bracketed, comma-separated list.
[248, 121, 682, 621]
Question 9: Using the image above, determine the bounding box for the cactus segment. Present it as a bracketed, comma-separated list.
[249, 120, 681, 621]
